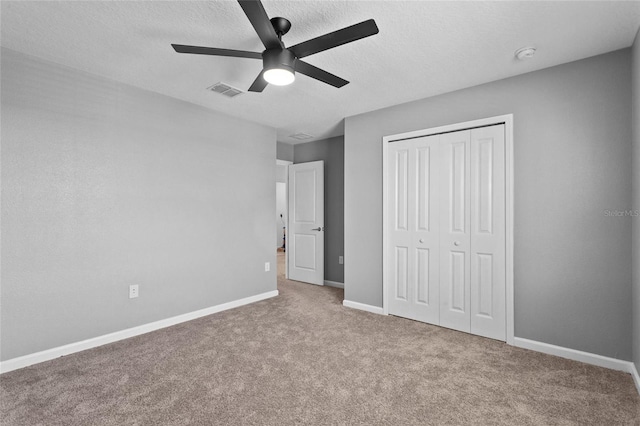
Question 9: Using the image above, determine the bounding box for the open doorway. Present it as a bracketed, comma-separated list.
[276, 137, 345, 290]
[276, 159, 292, 279]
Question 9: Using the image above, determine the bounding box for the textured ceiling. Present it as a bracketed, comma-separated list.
[2, 1, 639, 144]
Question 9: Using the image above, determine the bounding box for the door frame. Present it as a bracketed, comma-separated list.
[382, 114, 515, 345]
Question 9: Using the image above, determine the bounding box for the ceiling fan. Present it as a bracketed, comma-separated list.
[171, 0, 379, 92]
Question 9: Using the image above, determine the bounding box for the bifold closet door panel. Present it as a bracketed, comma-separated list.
[439, 130, 471, 333]
[387, 136, 440, 324]
[413, 139, 441, 324]
[470, 125, 506, 340]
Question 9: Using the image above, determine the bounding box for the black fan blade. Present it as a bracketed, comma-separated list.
[238, 0, 283, 50]
[172, 44, 262, 59]
[289, 19, 379, 59]
[295, 60, 349, 88]
[248, 71, 268, 92]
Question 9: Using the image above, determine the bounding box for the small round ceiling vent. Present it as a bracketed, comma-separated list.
[515, 47, 536, 60]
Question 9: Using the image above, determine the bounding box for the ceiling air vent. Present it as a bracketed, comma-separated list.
[207, 82, 243, 98]
[289, 132, 314, 141]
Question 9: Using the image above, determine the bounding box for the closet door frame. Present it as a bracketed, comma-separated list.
[382, 114, 514, 345]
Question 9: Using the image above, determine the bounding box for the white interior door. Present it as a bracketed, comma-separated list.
[288, 161, 324, 285]
[388, 137, 440, 323]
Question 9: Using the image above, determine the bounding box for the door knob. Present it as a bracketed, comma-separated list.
[311, 227, 323, 231]
[419, 239, 425, 243]
[454, 241, 461, 246]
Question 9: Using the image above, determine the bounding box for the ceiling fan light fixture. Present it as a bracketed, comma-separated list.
[263, 49, 296, 86]
[264, 67, 295, 86]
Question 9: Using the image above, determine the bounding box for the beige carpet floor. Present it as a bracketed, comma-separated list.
[1, 253, 639, 425]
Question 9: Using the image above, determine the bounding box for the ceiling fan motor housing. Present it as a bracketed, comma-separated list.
[263, 48, 296, 74]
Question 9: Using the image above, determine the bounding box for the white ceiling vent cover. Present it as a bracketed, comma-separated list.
[289, 132, 314, 140]
[207, 82, 243, 98]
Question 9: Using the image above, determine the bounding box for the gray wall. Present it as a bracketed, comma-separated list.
[277, 142, 294, 162]
[0, 48, 277, 361]
[345, 49, 632, 360]
[294, 137, 345, 284]
[632, 30, 640, 373]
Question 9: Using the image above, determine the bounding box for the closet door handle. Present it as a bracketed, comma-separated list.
[454, 241, 461, 246]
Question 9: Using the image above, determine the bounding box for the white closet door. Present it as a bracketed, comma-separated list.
[439, 130, 471, 333]
[385, 124, 507, 341]
[387, 136, 440, 324]
[470, 126, 506, 340]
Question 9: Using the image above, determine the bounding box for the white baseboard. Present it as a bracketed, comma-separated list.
[513, 337, 637, 375]
[630, 363, 640, 396]
[343, 300, 385, 315]
[0, 290, 279, 374]
[324, 280, 344, 289]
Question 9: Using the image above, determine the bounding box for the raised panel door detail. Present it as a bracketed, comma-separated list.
[451, 142, 466, 233]
[477, 138, 493, 234]
[395, 246, 408, 300]
[294, 234, 316, 270]
[294, 169, 316, 224]
[417, 147, 430, 232]
[416, 248, 430, 304]
[476, 253, 493, 317]
[449, 251, 466, 312]
[395, 150, 409, 231]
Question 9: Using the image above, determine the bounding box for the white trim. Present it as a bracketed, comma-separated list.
[0, 290, 279, 374]
[382, 128, 389, 315]
[513, 337, 636, 374]
[382, 114, 515, 344]
[630, 363, 640, 395]
[343, 300, 385, 315]
[324, 280, 344, 289]
[504, 117, 515, 345]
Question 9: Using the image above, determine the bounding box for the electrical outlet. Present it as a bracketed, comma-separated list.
[129, 284, 139, 299]
[265, 262, 270, 272]
[339, 256, 344, 265]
